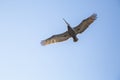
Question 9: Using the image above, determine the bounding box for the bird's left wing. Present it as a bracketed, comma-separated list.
[74, 13, 97, 34]
[41, 31, 71, 46]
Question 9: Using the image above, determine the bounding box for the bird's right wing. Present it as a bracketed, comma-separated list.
[41, 31, 71, 46]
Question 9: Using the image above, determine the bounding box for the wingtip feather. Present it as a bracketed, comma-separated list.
[41, 40, 46, 46]
[91, 13, 97, 20]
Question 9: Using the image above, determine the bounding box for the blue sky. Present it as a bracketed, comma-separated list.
[0, 0, 120, 80]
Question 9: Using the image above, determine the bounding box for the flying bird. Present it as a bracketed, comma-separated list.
[41, 13, 97, 46]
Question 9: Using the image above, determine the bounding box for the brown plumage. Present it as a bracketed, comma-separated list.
[63, 18, 78, 42]
[41, 13, 97, 46]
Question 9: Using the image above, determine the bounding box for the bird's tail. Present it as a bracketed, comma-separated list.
[73, 36, 78, 42]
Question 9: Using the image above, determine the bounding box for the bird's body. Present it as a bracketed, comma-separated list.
[41, 13, 97, 46]
[63, 18, 78, 42]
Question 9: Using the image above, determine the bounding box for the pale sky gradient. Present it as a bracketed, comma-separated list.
[0, 0, 120, 80]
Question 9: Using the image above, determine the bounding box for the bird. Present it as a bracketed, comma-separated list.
[41, 13, 97, 46]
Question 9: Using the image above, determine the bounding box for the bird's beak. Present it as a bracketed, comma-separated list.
[63, 18, 70, 26]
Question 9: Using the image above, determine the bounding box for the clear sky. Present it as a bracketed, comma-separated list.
[0, 0, 120, 80]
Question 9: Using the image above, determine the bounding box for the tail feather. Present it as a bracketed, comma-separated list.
[73, 36, 78, 42]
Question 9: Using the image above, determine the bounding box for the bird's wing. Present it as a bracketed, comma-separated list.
[41, 31, 71, 45]
[74, 13, 97, 34]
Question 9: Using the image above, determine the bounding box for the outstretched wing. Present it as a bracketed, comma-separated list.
[74, 13, 97, 34]
[41, 31, 71, 45]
